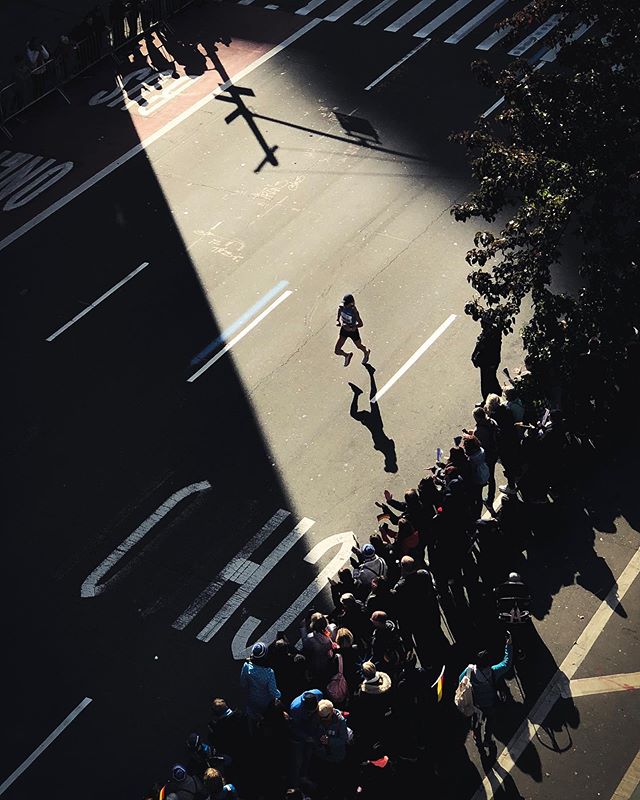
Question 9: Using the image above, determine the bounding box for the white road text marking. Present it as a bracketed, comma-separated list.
[81, 481, 211, 597]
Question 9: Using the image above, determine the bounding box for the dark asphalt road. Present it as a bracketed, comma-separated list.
[1, 1, 638, 798]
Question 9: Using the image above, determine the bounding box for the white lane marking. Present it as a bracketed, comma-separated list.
[296, 0, 328, 14]
[508, 13, 564, 57]
[80, 481, 211, 597]
[0, 697, 92, 796]
[172, 509, 291, 630]
[355, 0, 399, 26]
[231, 530, 354, 659]
[0, 19, 322, 255]
[239, 0, 255, 4]
[385, 0, 438, 33]
[476, 22, 511, 50]
[611, 748, 640, 800]
[371, 314, 457, 403]
[364, 39, 430, 90]
[46, 261, 149, 342]
[414, 0, 475, 39]
[480, 60, 545, 118]
[473, 544, 640, 799]
[187, 289, 292, 382]
[568, 672, 640, 698]
[325, 0, 368, 21]
[196, 516, 315, 642]
[191, 280, 289, 366]
[445, 0, 508, 44]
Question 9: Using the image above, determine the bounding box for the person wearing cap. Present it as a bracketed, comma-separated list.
[334, 293, 370, 367]
[165, 764, 208, 800]
[239, 641, 281, 727]
[353, 543, 387, 596]
[312, 699, 350, 764]
[288, 690, 324, 786]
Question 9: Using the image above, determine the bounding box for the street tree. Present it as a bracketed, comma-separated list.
[451, 0, 640, 414]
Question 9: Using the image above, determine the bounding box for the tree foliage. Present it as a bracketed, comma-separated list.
[452, 0, 640, 407]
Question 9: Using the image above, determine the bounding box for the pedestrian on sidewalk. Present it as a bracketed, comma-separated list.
[335, 293, 370, 367]
[471, 317, 503, 401]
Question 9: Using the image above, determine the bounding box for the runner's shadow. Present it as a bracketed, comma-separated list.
[349, 365, 398, 473]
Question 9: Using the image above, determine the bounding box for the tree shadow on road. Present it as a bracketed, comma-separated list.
[348, 364, 397, 473]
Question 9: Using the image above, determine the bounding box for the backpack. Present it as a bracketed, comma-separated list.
[454, 667, 476, 717]
[473, 460, 490, 486]
[326, 654, 349, 704]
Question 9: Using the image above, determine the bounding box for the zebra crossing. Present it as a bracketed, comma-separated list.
[232, 0, 590, 59]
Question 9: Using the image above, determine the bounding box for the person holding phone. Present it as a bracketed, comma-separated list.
[458, 632, 513, 753]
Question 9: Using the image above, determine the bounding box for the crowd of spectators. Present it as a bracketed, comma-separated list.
[145, 368, 575, 800]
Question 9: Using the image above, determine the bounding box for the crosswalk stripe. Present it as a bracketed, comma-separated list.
[325, 0, 369, 21]
[540, 20, 592, 61]
[508, 13, 563, 56]
[385, 0, 438, 33]
[354, 0, 399, 26]
[445, 0, 508, 44]
[476, 22, 511, 49]
[414, 0, 475, 39]
[296, 0, 328, 15]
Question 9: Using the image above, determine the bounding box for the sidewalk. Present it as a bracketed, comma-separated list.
[0, 0, 108, 81]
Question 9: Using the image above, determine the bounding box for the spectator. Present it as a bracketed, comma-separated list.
[351, 662, 393, 755]
[54, 35, 78, 79]
[165, 764, 208, 800]
[328, 566, 357, 609]
[313, 699, 350, 764]
[202, 767, 237, 800]
[486, 392, 521, 495]
[471, 317, 503, 400]
[239, 641, 281, 727]
[458, 632, 513, 753]
[368, 611, 405, 671]
[25, 38, 50, 95]
[364, 575, 396, 619]
[288, 690, 324, 786]
[392, 556, 442, 664]
[329, 593, 370, 648]
[353, 543, 387, 596]
[207, 698, 249, 776]
[335, 627, 364, 696]
[472, 406, 499, 509]
[300, 612, 336, 685]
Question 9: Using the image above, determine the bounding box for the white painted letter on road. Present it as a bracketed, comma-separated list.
[230, 531, 355, 660]
[80, 481, 211, 598]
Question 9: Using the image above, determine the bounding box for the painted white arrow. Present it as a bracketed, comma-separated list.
[80, 481, 211, 598]
[231, 530, 355, 660]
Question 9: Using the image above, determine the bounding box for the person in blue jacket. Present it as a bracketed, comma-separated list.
[459, 632, 512, 751]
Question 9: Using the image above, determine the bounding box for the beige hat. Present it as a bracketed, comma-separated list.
[360, 661, 392, 694]
[318, 699, 334, 718]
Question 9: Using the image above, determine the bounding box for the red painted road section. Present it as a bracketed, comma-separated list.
[0, 3, 309, 244]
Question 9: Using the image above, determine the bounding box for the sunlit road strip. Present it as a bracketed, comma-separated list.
[0, 697, 92, 795]
[364, 40, 430, 91]
[45, 261, 149, 341]
[473, 544, 640, 800]
[371, 314, 457, 403]
[0, 20, 322, 254]
[191, 280, 289, 366]
[187, 290, 293, 382]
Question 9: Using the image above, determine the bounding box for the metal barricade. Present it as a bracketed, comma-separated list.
[0, 0, 198, 136]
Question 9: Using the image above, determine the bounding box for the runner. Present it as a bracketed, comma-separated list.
[335, 293, 370, 367]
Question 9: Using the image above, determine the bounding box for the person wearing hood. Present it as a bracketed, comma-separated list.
[351, 661, 393, 756]
[458, 632, 513, 753]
